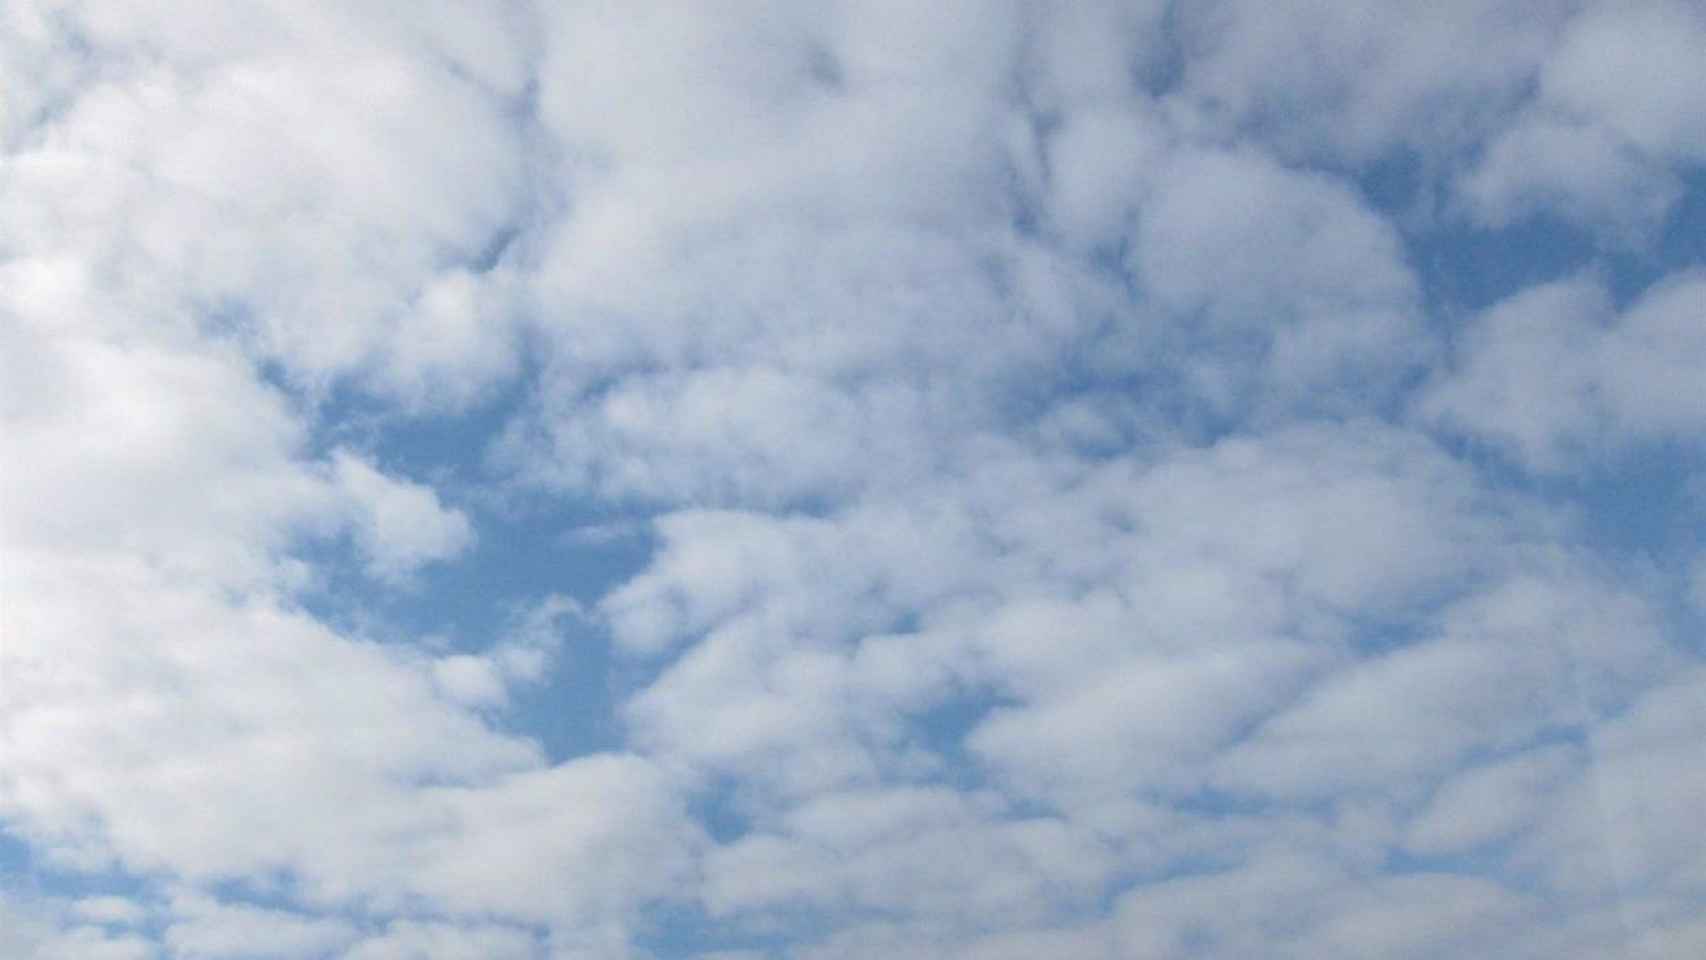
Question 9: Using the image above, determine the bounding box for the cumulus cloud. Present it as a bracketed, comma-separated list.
[328, 450, 475, 582]
[1421, 271, 1706, 470]
[3, 1, 1704, 958]
[1164, 0, 1578, 165]
[1540, 1, 1706, 163]
[1455, 1, 1706, 237]
[164, 892, 361, 960]
[342, 920, 543, 960]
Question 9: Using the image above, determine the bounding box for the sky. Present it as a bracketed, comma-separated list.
[2, 1, 1706, 957]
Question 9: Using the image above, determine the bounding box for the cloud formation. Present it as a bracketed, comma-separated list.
[4, 1, 1704, 957]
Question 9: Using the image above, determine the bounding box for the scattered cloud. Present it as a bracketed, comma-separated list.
[3, 2, 1703, 957]
[1421, 271, 1706, 471]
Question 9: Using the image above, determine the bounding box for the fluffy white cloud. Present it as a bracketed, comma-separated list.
[704, 785, 1118, 928]
[1404, 743, 1581, 856]
[1216, 574, 1673, 799]
[1110, 853, 1536, 960]
[1456, 1, 1706, 236]
[163, 893, 359, 960]
[341, 920, 542, 960]
[1421, 270, 1706, 470]
[432, 653, 511, 708]
[1456, 117, 1681, 241]
[328, 450, 474, 583]
[1541, 1, 1706, 164]
[70, 896, 150, 928]
[4, 1, 1704, 957]
[1165, 0, 1578, 165]
[0, 1, 532, 411]
[1127, 147, 1429, 415]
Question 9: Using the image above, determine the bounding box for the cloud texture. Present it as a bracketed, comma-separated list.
[4, 1, 1705, 957]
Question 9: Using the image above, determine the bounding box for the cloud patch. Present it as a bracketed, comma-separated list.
[4, 2, 1704, 958]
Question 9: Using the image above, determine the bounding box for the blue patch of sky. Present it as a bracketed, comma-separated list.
[273, 321, 657, 763]
[1385, 844, 1527, 887]
[0, 829, 37, 888]
[305, 327, 638, 621]
[1567, 439, 1699, 558]
[503, 622, 630, 761]
[1563, 439, 1706, 657]
[1141, 4, 1189, 97]
[686, 779, 756, 847]
[1391, 164, 1702, 317]
[1358, 150, 1705, 314]
[467, 223, 522, 275]
[1356, 144, 1427, 215]
[205, 875, 305, 910]
[1413, 210, 1600, 316]
[1654, 170, 1706, 272]
[0, 825, 30, 879]
[305, 533, 646, 763]
[904, 693, 1009, 794]
[1166, 788, 1279, 822]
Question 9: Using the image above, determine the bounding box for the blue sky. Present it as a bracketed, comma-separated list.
[3, 2, 1706, 957]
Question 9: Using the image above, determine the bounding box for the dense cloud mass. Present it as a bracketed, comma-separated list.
[3, 1, 1705, 957]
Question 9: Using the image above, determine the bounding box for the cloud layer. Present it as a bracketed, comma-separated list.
[4, 2, 1704, 957]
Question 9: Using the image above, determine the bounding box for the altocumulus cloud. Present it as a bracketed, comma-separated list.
[3, 1, 1706, 958]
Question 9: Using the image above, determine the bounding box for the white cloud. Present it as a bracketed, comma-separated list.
[1404, 744, 1581, 856]
[1, 4, 694, 949]
[164, 893, 359, 960]
[0, 894, 157, 960]
[1111, 853, 1535, 960]
[1516, 668, 1706, 900]
[0, 1, 533, 410]
[1165, 0, 1576, 165]
[1457, 117, 1681, 240]
[1454, 1, 1706, 238]
[1128, 147, 1429, 414]
[71, 897, 150, 928]
[0, 256, 323, 589]
[4, 2, 1705, 957]
[1421, 270, 1706, 471]
[3, 544, 700, 938]
[1541, 1, 1706, 164]
[341, 920, 541, 960]
[1039, 100, 1168, 253]
[1217, 573, 1673, 800]
[408, 756, 702, 927]
[432, 654, 509, 708]
[585, 419, 1569, 897]
[329, 450, 474, 583]
[705, 786, 1117, 928]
